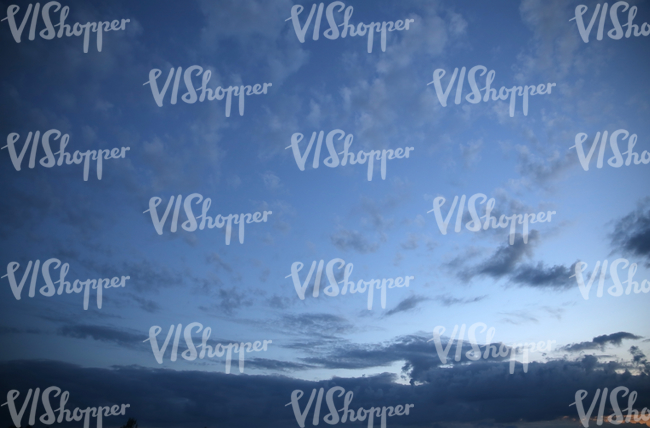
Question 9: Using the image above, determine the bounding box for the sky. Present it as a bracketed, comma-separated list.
[0, 0, 649, 427]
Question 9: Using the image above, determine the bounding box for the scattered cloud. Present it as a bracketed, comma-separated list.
[561, 332, 643, 353]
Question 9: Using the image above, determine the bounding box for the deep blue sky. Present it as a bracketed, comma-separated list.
[1, 0, 649, 427]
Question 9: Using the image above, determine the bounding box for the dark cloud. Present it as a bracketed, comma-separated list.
[58, 324, 142, 348]
[244, 358, 315, 372]
[455, 232, 577, 290]
[509, 261, 576, 289]
[132, 295, 161, 313]
[474, 231, 537, 278]
[299, 334, 454, 375]
[629, 346, 650, 375]
[0, 326, 42, 335]
[561, 332, 643, 353]
[1, 355, 648, 428]
[385, 295, 430, 316]
[610, 198, 650, 265]
[456, 232, 537, 282]
[299, 334, 517, 382]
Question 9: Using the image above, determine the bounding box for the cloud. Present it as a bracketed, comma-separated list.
[57, 324, 142, 348]
[279, 313, 354, 340]
[132, 296, 161, 313]
[459, 139, 482, 168]
[610, 198, 650, 265]
[91, 258, 190, 293]
[454, 232, 576, 290]
[1, 339, 649, 427]
[0, 174, 61, 239]
[207, 252, 234, 273]
[300, 334, 442, 374]
[359, 196, 398, 235]
[244, 358, 315, 372]
[298, 333, 520, 381]
[509, 261, 576, 289]
[541, 306, 565, 321]
[400, 233, 419, 250]
[198, 0, 293, 39]
[261, 171, 281, 190]
[513, 143, 576, 189]
[517, 0, 597, 81]
[200, 286, 254, 316]
[198, 0, 309, 84]
[629, 346, 650, 375]
[330, 228, 380, 254]
[385, 295, 430, 317]
[228, 175, 242, 188]
[500, 310, 539, 325]
[267, 295, 293, 309]
[434, 294, 487, 306]
[561, 332, 643, 353]
[468, 231, 538, 280]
